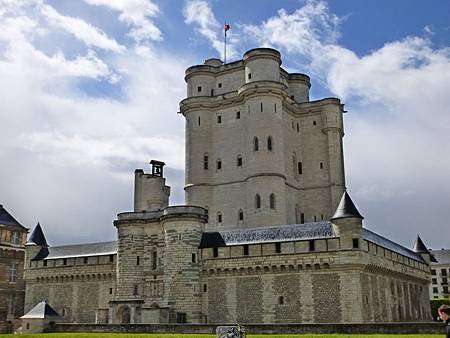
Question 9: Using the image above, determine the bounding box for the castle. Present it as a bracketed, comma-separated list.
[24, 48, 433, 325]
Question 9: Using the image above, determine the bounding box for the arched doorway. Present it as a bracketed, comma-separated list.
[118, 306, 130, 324]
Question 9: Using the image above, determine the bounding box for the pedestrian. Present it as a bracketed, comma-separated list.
[438, 304, 450, 338]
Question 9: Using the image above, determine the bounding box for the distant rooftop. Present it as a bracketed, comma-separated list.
[430, 249, 450, 265]
[32, 241, 117, 260]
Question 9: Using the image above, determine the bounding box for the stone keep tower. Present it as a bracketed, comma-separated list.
[180, 48, 345, 229]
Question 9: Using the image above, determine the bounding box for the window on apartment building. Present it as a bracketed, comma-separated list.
[267, 136, 273, 151]
[255, 194, 261, 209]
[216, 159, 222, 170]
[237, 155, 243, 167]
[298, 162, 303, 175]
[213, 247, 218, 258]
[152, 251, 157, 270]
[275, 242, 281, 253]
[9, 263, 18, 282]
[269, 193, 276, 209]
[353, 238, 359, 249]
[432, 269, 436, 275]
[442, 278, 448, 285]
[197, 86, 202, 93]
[243, 245, 249, 256]
[254, 137, 259, 151]
[236, 111, 240, 119]
[442, 269, 448, 276]
[238, 209, 244, 222]
[432, 278, 437, 284]
[309, 240, 315, 252]
[444, 286, 449, 294]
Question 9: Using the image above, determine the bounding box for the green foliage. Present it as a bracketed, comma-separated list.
[430, 298, 450, 320]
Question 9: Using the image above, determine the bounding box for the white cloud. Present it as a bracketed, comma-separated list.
[82, 0, 162, 43]
[183, 0, 237, 60]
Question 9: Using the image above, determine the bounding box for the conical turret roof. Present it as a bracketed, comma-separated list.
[331, 191, 364, 221]
[412, 235, 428, 253]
[0, 204, 27, 230]
[28, 222, 48, 247]
[21, 301, 60, 319]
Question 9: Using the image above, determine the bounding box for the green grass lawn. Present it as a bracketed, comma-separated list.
[0, 334, 443, 338]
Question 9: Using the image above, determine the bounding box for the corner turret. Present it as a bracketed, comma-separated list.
[331, 191, 364, 250]
[412, 235, 436, 264]
[26, 222, 49, 269]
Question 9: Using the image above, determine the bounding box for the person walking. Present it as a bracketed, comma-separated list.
[438, 304, 450, 338]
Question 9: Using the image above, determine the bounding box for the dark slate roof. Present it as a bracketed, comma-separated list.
[21, 301, 60, 319]
[0, 204, 27, 230]
[413, 236, 428, 253]
[28, 223, 48, 247]
[363, 228, 424, 262]
[200, 221, 337, 248]
[430, 249, 450, 265]
[32, 241, 117, 260]
[331, 191, 364, 220]
[200, 221, 424, 262]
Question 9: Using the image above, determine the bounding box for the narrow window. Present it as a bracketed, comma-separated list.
[320, 162, 323, 169]
[298, 162, 303, 174]
[84, 257, 88, 264]
[321, 214, 324, 220]
[248, 73, 252, 80]
[300, 213, 305, 224]
[313, 120, 317, 126]
[133, 285, 138, 296]
[62, 308, 66, 316]
[217, 212, 222, 223]
[136, 256, 140, 266]
[236, 111, 240, 119]
[210, 89, 214, 96]
[278, 296, 284, 305]
[109, 254, 114, 263]
[63, 258, 67, 266]
[152, 251, 157, 270]
[9, 263, 18, 282]
[192, 253, 196, 263]
[203, 284, 208, 292]
[274, 104, 277, 113]
[197, 86, 202, 93]
[297, 123, 299, 133]
[314, 215, 317, 222]
[43, 260, 48, 267]
[309, 240, 315, 251]
[217, 115, 221, 124]
[275, 242, 281, 253]
[237, 155, 243, 167]
[109, 288, 113, 295]
[213, 247, 218, 258]
[353, 238, 359, 249]
[26, 323, 30, 330]
[238, 209, 244, 221]
[216, 159, 222, 170]
[255, 194, 261, 209]
[260, 102, 263, 112]
[198, 116, 201, 126]
[218, 83, 222, 88]
[254, 137, 259, 151]
[292, 121, 294, 129]
[203, 154, 209, 170]
[267, 136, 273, 151]
[243, 245, 249, 256]
[269, 193, 276, 209]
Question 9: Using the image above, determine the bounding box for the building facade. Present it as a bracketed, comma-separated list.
[24, 48, 433, 325]
[0, 204, 28, 332]
[430, 249, 450, 299]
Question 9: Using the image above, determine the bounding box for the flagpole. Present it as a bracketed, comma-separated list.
[224, 22, 227, 64]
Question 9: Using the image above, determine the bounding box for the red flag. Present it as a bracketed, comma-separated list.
[224, 24, 230, 32]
